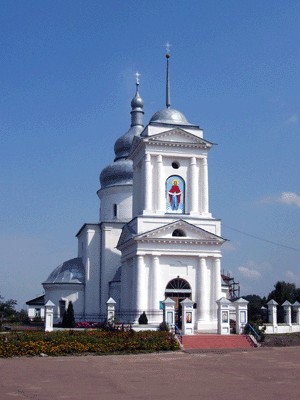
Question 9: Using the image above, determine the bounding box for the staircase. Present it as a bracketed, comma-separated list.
[182, 334, 255, 350]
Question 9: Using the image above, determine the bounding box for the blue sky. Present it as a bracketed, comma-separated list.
[1, 1, 300, 309]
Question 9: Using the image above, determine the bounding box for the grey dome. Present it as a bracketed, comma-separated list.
[100, 159, 133, 189]
[100, 80, 144, 190]
[44, 257, 84, 284]
[114, 125, 143, 161]
[150, 107, 192, 125]
[131, 90, 144, 110]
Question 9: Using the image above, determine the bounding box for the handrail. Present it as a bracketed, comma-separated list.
[245, 323, 261, 341]
[173, 324, 183, 343]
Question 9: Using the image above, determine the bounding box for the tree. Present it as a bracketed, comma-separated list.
[267, 281, 299, 304]
[267, 281, 300, 323]
[243, 294, 267, 323]
[61, 301, 75, 328]
[0, 294, 17, 323]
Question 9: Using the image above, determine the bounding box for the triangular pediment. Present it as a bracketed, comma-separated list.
[148, 128, 212, 147]
[135, 220, 225, 244]
[117, 224, 136, 248]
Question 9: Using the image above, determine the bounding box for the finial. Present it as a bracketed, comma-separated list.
[165, 41, 171, 108]
[135, 71, 140, 85]
[165, 41, 171, 58]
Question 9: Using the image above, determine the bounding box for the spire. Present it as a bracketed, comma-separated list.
[165, 41, 171, 109]
[130, 72, 144, 127]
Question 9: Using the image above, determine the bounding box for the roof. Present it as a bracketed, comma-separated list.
[43, 257, 85, 284]
[26, 295, 45, 306]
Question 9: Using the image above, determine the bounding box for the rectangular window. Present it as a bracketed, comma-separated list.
[113, 204, 117, 217]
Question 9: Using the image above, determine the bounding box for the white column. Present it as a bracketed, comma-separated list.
[135, 255, 144, 312]
[190, 157, 198, 214]
[198, 257, 209, 321]
[151, 256, 160, 310]
[211, 257, 222, 319]
[201, 157, 209, 214]
[214, 257, 222, 301]
[144, 154, 152, 212]
[156, 155, 164, 212]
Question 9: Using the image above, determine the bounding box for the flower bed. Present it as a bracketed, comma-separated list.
[0, 330, 180, 358]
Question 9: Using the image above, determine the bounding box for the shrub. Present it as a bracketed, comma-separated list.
[61, 302, 75, 328]
[158, 321, 170, 332]
[138, 312, 148, 325]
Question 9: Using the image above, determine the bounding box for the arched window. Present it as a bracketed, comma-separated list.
[166, 175, 185, 214]
[172, 229, 186, 237]
[166, 277, 191, 291]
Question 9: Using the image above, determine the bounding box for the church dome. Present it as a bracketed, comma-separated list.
[131, 90, 144, 110]
[100, 158, 133, 189]
[100, 77, 144, 190]
[150, 107, 192, 125]
[114, 125, 142, 161]
[43, 258, 84, 284]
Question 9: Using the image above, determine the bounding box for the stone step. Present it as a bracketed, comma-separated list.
[182, 334, 255, 350]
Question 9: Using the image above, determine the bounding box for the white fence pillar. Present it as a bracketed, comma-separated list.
[45, 300, 55, 332]
[163, 297, 175, 327]
[216, 297, 231, 335]
[106, 297, 116, 323]
[282, 300, 292, 326]
[181, 298, 195, 335]
[234, 298, 249, 334]
[293, 302, 300, 324]
[267, 299, 278, 327]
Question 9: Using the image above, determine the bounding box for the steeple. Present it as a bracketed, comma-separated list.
[100, 75, 144, 189]
[165, 41, 171, 109]
[130, 72, 144, 127]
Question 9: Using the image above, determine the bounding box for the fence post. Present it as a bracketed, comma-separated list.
[282, 300, 292, 326]
[267, 299, 278, 328]
[162, 297, 175, 328]
[234, 298, 249, 334]
[106, 297, 116, 323]
[216, 297, 231, 335]
[45, 300, 55, 332]
[181, 298, 195, 335]
[292, 301, 300, 324]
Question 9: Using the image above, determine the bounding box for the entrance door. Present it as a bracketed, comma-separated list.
[165, 277, 191, 328]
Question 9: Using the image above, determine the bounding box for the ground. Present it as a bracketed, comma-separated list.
[0, 347, 300, 399]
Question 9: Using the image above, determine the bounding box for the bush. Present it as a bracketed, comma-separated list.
[158, 321, 170, 332]
[61, 302, 75, 328]
[138, 312, 148, 325]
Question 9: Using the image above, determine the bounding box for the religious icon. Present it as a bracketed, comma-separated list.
[222, 311, 228, 323]
[166, 175, 185, 213]
[186, 312, 192, 324]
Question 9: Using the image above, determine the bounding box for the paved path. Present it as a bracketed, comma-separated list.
[1, 347, 300, 399]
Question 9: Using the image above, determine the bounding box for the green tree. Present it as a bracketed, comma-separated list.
[267, 281, 300, 323]
[243, 294, 267, 323]
[267, 281, 299, 304]
[0, 294, 17, 322]
[61, 301, 75, 328]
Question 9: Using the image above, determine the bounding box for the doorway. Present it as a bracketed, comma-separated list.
[165, 277, 191, 328]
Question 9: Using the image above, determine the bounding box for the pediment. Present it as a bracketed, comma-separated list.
[117, 224, 136, 248]
[135, 220, 225, 244]
[148, 128, 212, 147]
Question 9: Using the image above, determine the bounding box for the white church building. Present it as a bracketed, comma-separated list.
[42, 51, 230, 333]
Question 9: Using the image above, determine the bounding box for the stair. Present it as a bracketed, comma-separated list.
[182, 334, 255, 350]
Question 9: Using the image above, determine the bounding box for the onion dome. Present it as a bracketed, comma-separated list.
[100, 158, 133, 188]
[100, 75, 144, 189]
